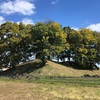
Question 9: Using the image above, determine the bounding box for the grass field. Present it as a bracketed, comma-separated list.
[0, 77, 100, 100]
[0, 60, 100, 100]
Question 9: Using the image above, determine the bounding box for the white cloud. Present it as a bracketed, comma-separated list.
[0, 16, 5, 24]
[17, 18, 34, 25]
[51, 0, 58, 5]
[86, 23, 100, 32]
[71, 27, 79, 31]
[0, 0, 36, 15]
[22, 18, 34, 25]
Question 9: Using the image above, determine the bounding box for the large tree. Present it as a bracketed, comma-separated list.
[65, 28, 98, 69]
[30, 22, 67, 63]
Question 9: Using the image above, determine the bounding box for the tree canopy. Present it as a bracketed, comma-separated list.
[0, 21, 100, 69]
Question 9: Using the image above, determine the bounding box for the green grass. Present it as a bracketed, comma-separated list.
[0, 76, 100, 87]
[25, 77, 100, 87]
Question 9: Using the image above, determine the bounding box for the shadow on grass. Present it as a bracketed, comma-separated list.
[49, 60, 79, 69]
[50, 60, 95, 70]
[0, 59, 44, 76]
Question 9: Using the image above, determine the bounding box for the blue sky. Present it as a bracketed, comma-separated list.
[0, 0, 100, 31]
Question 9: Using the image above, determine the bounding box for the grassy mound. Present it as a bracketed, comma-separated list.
[0, 60, 100, 77]
[29, 60, 100, 77]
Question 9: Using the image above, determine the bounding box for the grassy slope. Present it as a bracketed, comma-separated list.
[28, 60, 100, 77]
[1, 60, 100, 77]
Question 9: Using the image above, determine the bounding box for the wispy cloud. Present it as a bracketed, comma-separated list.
[51, 0, 59, 5]
[0, 16, 5, 24]
[86, 23, 100, 32]
[82, 20, 89, 26]
[0, 0, 36, 15]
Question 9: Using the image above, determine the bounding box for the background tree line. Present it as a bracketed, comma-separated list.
[0, 21, 100, 69]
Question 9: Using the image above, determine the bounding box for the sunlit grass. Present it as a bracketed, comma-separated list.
[0, 60, 100, 100]
[0, 78, 100, 100]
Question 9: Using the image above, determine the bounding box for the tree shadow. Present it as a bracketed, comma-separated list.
[0, 59, 44, 77]
[51, 60, 95, 70]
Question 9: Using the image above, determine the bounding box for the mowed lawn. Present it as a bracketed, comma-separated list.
[0, 78, 100, 100]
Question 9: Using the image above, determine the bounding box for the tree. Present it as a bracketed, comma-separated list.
[63, 27, 99, 69]
[0, 22, 33, 68]
[30, 22, 67, 64]
[68, 28, 98, 69]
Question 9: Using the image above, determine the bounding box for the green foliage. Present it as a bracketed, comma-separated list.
[0, 22, 33, 68]
[0, 21, 100, 70]
[61, 27, 99, 69]
[30, 22, 67, 62]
